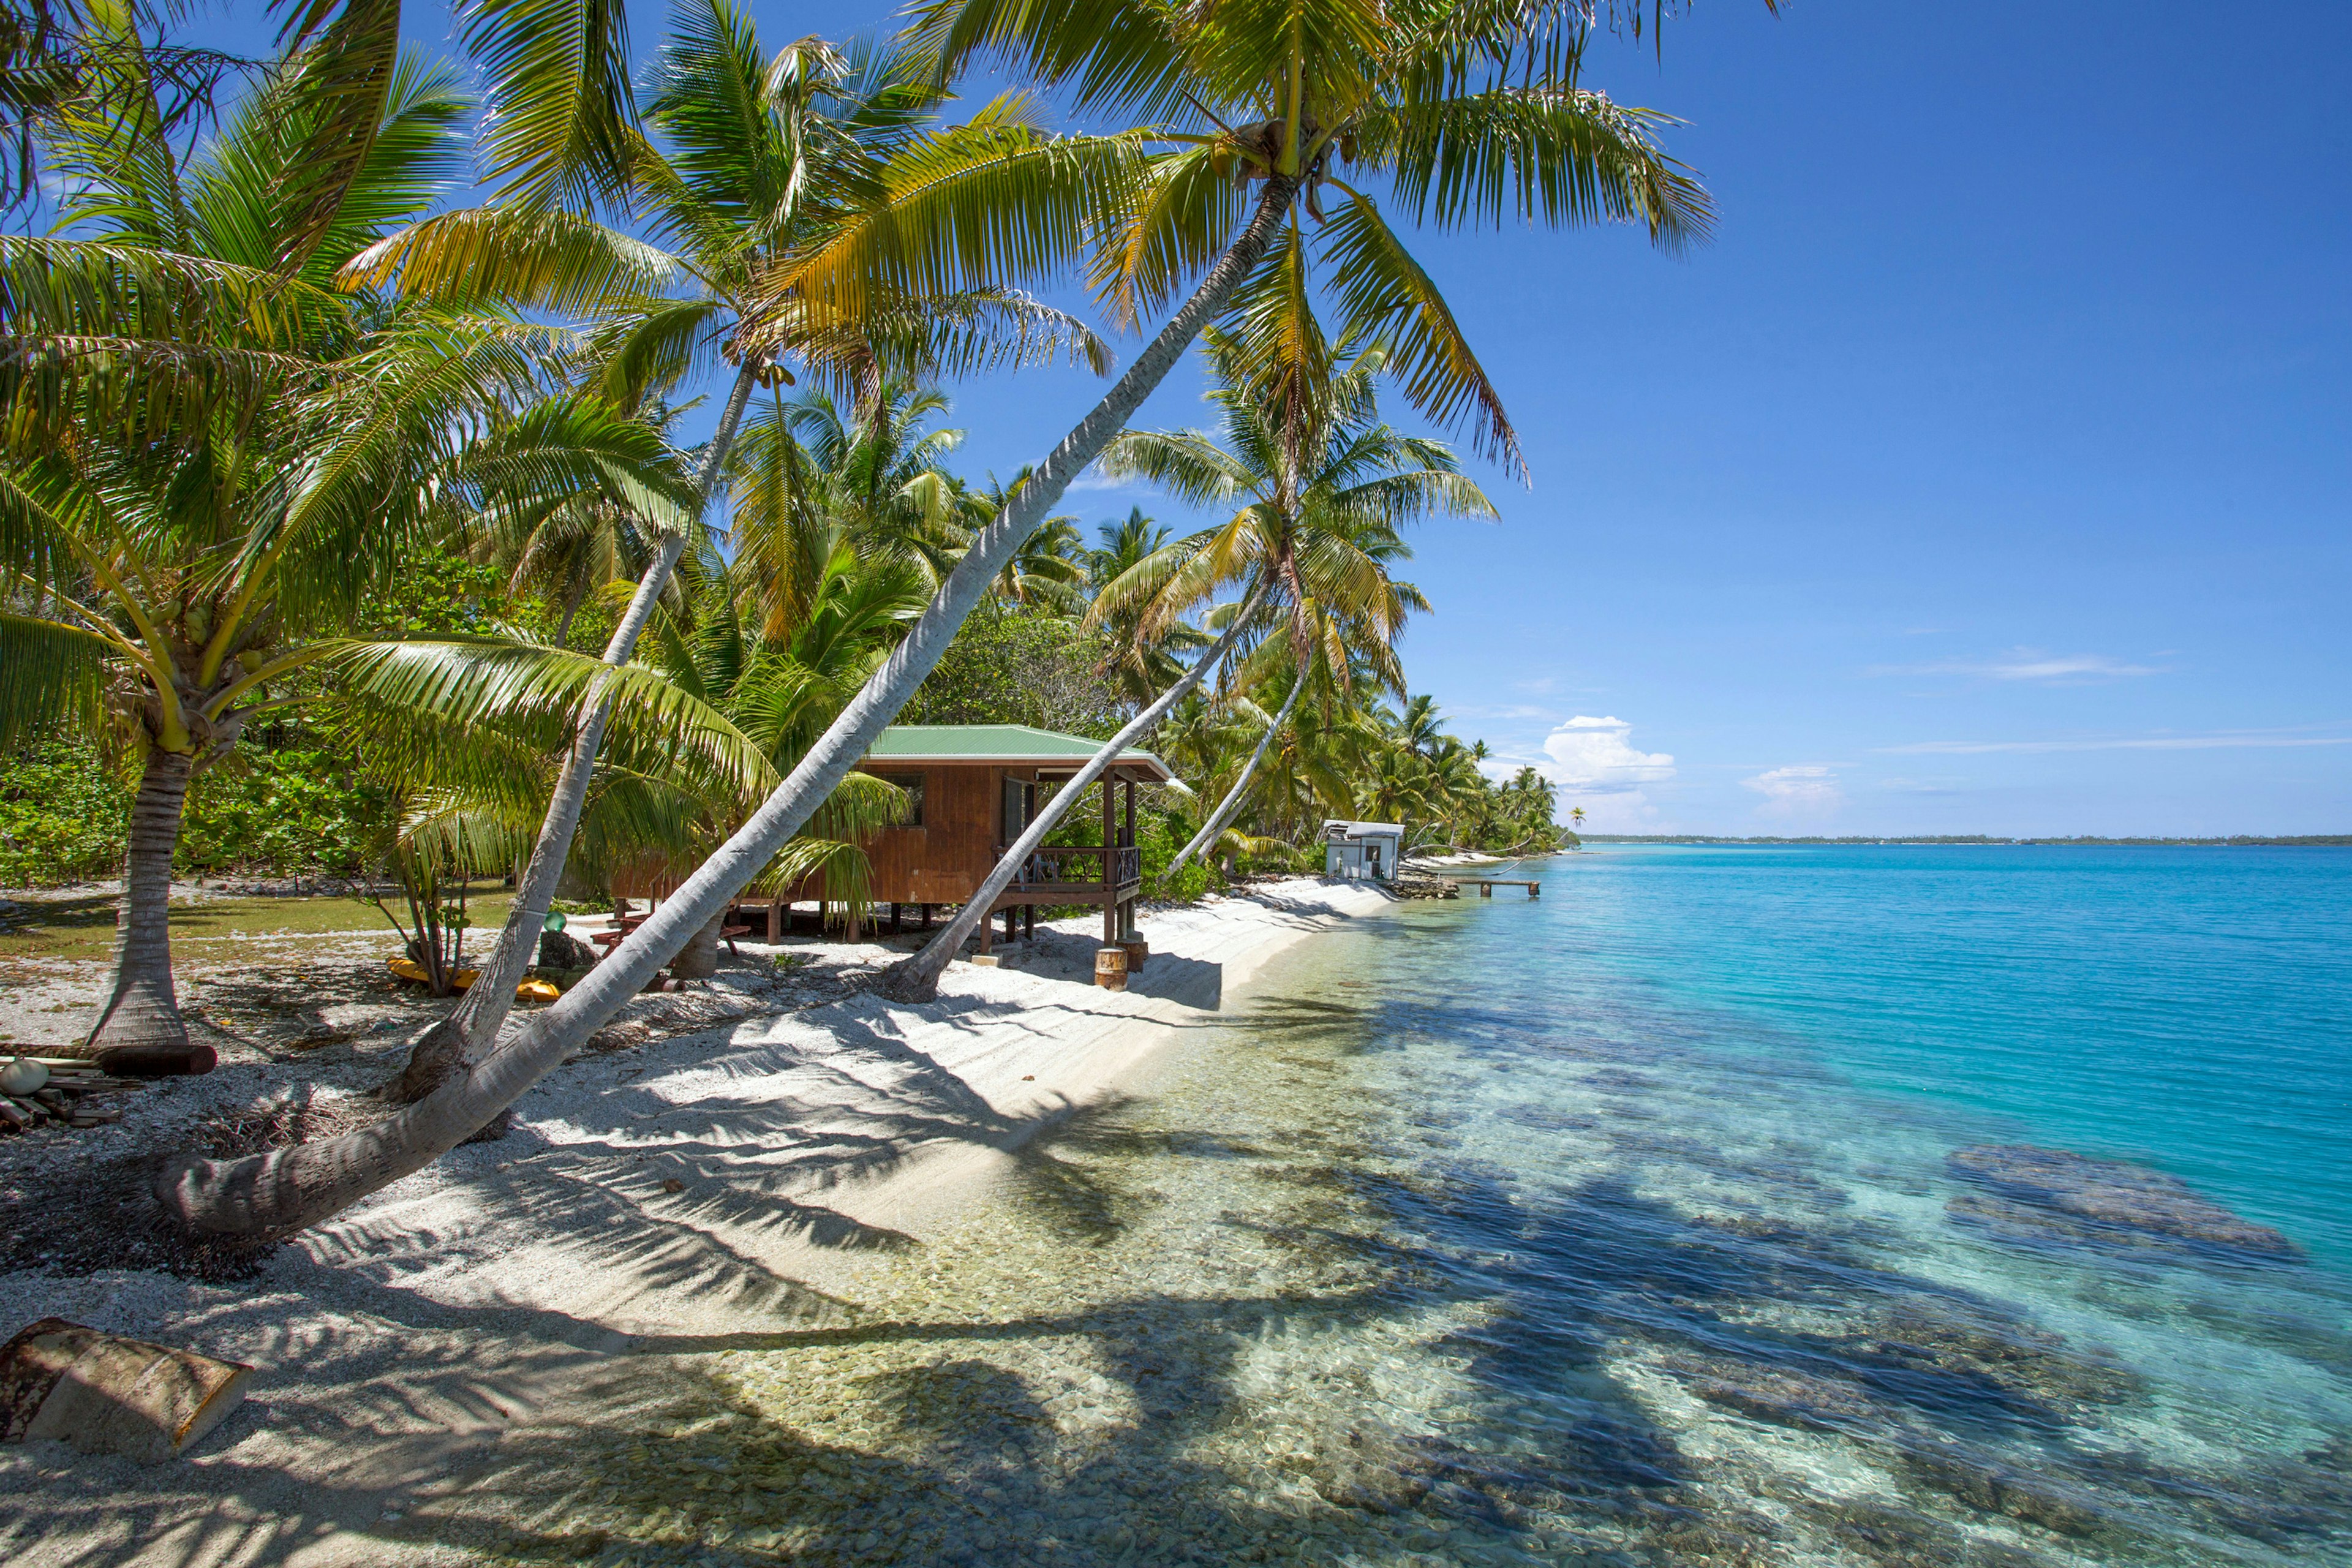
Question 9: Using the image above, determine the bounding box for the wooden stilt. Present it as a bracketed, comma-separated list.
[1101, 775, 1118, 946]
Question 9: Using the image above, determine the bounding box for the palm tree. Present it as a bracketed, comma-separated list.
[1397, 694, 1447, 760]
[1098, 336, 1487, 878]
[343, 12, 1118, 1097]
[157, 0, 1721, 1239]
[0, 13, 693, 1058]
[1084, 505, 1210, 703]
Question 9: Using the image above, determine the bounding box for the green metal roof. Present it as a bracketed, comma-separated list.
[865, 725, 1172, 780]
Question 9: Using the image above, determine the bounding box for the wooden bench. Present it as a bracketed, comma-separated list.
[593, 910, 756, 959]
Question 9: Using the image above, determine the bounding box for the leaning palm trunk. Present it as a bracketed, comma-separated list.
[385, 362, 763, 1102]
[86, 747, 198, 1054]
[1164, 669, 1305, 880]
[880, 572, 1275, 1001]
[157, 180, 1300, 1240]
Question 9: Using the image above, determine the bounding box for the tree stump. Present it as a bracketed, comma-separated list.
[538, 928, 597, 970]
[1, 1319, 251, 1462]
[671, 913, 724, 980]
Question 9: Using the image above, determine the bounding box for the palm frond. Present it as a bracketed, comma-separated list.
[461, 0, 642, 211]
[0, 608, 113, 747]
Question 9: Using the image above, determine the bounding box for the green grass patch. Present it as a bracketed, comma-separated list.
[0, 885, 518, 964]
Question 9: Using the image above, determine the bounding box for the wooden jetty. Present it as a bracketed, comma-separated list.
[1453, 878, 1541, 899]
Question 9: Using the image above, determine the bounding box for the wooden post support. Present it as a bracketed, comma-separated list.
[1101, 775, 1117, 947]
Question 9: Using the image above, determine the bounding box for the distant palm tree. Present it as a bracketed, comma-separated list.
[1571, 805, 1587, 829]
[1084, 505, 1208, 701]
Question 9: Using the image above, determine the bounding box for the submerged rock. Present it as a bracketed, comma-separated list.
[1899, 1441, 2117, 1540]
[1665, 1353, 1885, 1436]
[1945, 1145, 2301, 1261]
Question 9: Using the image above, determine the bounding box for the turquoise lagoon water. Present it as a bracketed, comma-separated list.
[632, 847, 2352, 1567]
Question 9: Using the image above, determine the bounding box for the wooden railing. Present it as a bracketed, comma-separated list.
[1003, 844, 1143, 891]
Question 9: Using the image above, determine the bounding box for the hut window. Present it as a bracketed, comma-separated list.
[880, 772, 925, 827]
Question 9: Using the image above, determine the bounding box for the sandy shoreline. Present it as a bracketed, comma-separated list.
[0, 876, 1393, 1566]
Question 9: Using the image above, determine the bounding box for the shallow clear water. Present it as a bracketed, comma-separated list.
[574, 848, 2352, 1567]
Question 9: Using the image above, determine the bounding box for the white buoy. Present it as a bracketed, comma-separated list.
[0, 1057, 47, 1096]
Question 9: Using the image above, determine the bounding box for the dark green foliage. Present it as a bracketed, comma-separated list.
[178, 731, 386, 878]
[0, 737, 130, 884]
[352, 548, 557, 641]
[900, 598, 1128, 738]
[0, 726, 388, 886]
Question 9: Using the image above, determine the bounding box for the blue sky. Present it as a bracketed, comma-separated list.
[244, 1, 2351, 834]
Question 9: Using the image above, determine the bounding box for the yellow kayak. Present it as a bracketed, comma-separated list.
[388, 958, 560, 1001]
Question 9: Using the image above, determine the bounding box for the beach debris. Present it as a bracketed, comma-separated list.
[0, 1055, 145, 1134]
[1946, 1145, 2301, 1261]
[0, 1318, 252, 1462]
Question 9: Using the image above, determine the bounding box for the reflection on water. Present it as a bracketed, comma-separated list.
[562, 855, 2352, 1567]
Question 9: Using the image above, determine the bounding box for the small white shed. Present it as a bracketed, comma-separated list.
[1322, 820, 1404, 881]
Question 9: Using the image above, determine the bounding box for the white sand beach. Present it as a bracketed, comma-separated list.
[0, 876, 1393, 1567]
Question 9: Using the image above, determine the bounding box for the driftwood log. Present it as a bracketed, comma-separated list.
[10, 1044, 215, 1078]
[1, 1319, 252, 1461]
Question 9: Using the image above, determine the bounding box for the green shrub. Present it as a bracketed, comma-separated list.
[0, 739, 132, 884]
[176, 733, 386, 876]
[0, 726, 386, 885]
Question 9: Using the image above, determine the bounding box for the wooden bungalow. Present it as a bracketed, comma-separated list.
[617, 725, 1173, 954]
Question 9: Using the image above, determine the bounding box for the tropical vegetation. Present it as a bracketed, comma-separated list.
[0, 0, 1708, 1241]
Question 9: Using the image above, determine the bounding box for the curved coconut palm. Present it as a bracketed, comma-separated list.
[158, 0, 1724, 1238]
[1091, 335, 1486, 877]
[343, 12, 1125, 1091]
[1082, 506, 1210, 703]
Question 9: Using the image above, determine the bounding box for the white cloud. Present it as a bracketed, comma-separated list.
[1872, 648, 2163, 683]
[1065, 465, 1140, 493]
[1744, 764, 1846, 818]
[1539, 716, 1676, 795]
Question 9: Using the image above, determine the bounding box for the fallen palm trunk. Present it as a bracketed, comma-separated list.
[1164, 669, 1305, 880]
[13, 1044, 213, 1078]
[155, 178, 1301, 1242]
[0, 1319, 251, 1461]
